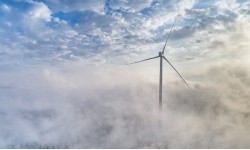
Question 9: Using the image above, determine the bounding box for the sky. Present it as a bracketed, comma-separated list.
[1, 0, 250, 148]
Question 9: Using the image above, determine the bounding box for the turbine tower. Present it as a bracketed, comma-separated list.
[128, 16, 189, 113]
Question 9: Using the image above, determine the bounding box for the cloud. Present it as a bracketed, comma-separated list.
[1, 1, 250, 147]
[42, 0, 106, 14]
[109, 0, 153, 12]
[0, 61, 250, 148]
[27, 2, 51, 22]
[1, 0, 250, 65]
[1, 4, 11, 13]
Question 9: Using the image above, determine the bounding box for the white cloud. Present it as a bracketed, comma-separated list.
[0, 62, 250, 148]
[215, 0, 240, 13]
[27, 2, 51, 22]
[43, 0, 106, 14]
[1, 4, 11, 13]
[1, 1, 250, 148]
[110, 0, 153, 12]
[1, 0, 250, 70]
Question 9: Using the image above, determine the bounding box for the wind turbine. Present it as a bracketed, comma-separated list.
[128, 16, 189, 113]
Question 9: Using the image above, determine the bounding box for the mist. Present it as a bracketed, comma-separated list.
[0, 62, 250, 148]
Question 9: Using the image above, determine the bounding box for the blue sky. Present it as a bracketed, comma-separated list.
[1, 0, 250, 67]
[1, 0, 250, 148]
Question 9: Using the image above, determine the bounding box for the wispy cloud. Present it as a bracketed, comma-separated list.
[0, 0, 249, 65]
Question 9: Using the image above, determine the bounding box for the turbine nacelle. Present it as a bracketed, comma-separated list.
[159, 52, 163, 57]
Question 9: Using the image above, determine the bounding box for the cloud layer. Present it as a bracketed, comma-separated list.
[0, 0, 250, 65]
[0, 62, 250, 148]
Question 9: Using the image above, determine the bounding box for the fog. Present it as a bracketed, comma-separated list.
[0, 62, 250, 148]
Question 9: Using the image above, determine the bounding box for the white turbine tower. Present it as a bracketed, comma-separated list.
[128, 16, 189, 114]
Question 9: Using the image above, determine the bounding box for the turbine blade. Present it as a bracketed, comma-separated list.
[127, 56, 159, 65]
[163, 56, 189, 87]
[162, 16, 179, 54]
